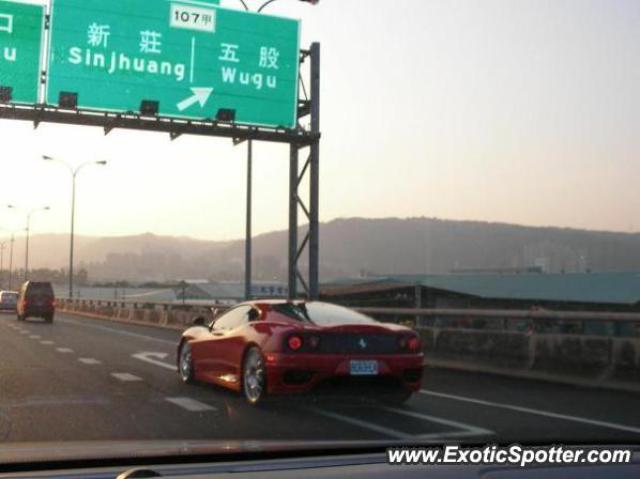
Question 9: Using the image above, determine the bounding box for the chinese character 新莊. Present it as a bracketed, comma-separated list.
[140, 30, 163, 54]
[87, 23, 111, 48]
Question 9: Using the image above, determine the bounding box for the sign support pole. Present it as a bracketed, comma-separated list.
[287, 42, 320, 301]
[309, 42, 320, 300]
[288, 144, 299, 299]
[244, 139, 253, 300]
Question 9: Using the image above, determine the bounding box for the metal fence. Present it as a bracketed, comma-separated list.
[57, 298, 640, 338]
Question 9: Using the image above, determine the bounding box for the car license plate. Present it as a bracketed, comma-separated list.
[350, 360, 378, 376]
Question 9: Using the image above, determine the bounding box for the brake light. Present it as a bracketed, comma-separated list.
[399, 335, 421, 352]
[408, 336, 421, 352]
[287, 335, 303, 351]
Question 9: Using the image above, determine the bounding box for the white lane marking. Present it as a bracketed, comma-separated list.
[0, 397, 110, 409]
[58, 317, 175, 345]
[165, 397, 216, 412]
[132, 352, 177, 371]
[111, 373, 142, 382]
[309, 406, 493, 441]
[420, 389, 640, 435]
[29, 335, 41, 339]
[56, 348, 74, 354]
[40, 340, 54, 345]
[19, 330, 30, 334]
[78, 358, 102, 365]
[308, 408, 410, 439]
[380, 407, 493, 438]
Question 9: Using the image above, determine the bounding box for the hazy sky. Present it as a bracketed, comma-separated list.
[1, 0, 639, 241]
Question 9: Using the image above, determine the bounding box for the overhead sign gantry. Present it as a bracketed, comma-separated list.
[0, 0, 320, 300]
[0, 0, 44, 104]
[47, 0, 300, 127]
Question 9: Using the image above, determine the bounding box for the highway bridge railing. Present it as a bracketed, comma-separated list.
[57, 298, 640, 393]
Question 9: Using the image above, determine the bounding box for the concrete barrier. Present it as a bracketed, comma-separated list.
[415, 327, 640, 393]
[58, 299, 640, 393]
[58, 298, 224, 331]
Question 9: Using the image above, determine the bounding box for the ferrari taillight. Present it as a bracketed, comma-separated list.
[399, 335, 421, 352]
[287, 335, 303, 351]
[407, 336, 421, 352]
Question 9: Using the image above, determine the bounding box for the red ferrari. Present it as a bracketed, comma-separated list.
[177, 301, 424, 405]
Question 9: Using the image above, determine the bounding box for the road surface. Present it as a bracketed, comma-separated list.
[1, 312, 639, 444]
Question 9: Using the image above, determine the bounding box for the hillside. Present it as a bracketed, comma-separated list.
[11, 217, 640, 281]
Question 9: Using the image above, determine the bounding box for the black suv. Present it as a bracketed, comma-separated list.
[17, 281, 56, 323]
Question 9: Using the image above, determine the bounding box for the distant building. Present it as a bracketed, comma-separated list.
[179, 280, 288, 302]
[320, 272, 640, 312]
[450, 266, 543, 275]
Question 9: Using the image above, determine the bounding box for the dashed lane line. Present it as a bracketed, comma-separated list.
[29, 335, 41, 339]
[420, 389, 640, 435]
[380, 406, 493, 439]
[165, 397, 216, 412]
[78, 358, 102, 365]
[308, 406, 493, 441]
[111, 373, 142, 382]
[40, 340, 54, 345]
[308, 407, 410, 439]
[56, 348, 74, 354]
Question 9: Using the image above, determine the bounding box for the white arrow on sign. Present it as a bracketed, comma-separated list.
[132, 352, 177, 371]
[176, 87, 214, 112]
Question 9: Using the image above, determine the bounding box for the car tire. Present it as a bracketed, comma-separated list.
[45, 314, 54, 323]
[178, 341, 195, 384]
[242, 347, 267, 406]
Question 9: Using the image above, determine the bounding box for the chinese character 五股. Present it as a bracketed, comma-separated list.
[87, 23, 111, 48]
[140, 30, 162, 54]
[219, 43, 240, 63]
[259, 47, 279, 70]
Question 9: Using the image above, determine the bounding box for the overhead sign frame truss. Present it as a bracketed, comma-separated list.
[0, 11, 321, 298]
[0, 0, 320, 299]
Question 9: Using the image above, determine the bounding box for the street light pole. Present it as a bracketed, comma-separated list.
[8, 234, 14, 290]
[25, 214, 30, 280]
[42, 156, 107, 299]
[70, 169, 77, 299]
[7, 206, 51, 281]
[237, 0, 319, 11]
[20, 207, 51, 281]
[0, 241, 5, 289]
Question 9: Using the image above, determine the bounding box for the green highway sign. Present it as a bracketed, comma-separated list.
[46, 0, 301, 128]
[0, 0, 44, 104]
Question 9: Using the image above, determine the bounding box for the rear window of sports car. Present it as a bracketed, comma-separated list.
[272, 302, 378, 326]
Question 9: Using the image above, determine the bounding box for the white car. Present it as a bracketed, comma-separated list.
[0, 291, 18, 312]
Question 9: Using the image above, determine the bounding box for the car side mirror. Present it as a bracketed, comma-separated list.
[248, 308, 260, 322]
[192, 316, 207, 327]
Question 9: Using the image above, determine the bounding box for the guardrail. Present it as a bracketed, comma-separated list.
[57, 298, 640, 393]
